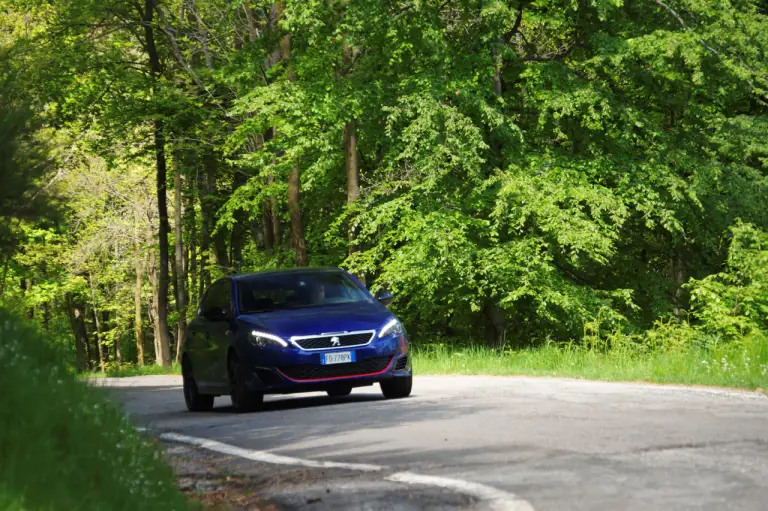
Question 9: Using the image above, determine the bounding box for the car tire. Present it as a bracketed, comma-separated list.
[183, 358, 215, 412]
[327, 386, 352, 398]
[228, 353, 263, 413]
[380, 375, 412, 399]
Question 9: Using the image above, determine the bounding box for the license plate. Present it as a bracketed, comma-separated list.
[321, 351, 355, 365]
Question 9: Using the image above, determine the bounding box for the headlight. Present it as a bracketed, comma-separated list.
[249, 330, 288, 348]
[378, 318, 404, 338]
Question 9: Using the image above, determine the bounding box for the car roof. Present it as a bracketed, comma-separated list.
[231, 267, 345, 281]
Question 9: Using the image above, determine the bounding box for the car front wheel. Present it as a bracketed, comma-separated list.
[380, 375, 412, 399]
[183, 358, 214, 412]
[228, 353, 263, 413]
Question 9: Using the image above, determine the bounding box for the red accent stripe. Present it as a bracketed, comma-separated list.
[275, 357, 394, 383]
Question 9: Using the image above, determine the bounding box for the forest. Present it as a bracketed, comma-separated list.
[1, 0, 766, 376]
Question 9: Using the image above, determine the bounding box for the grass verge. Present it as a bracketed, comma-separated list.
[412, 338, 768, 390]
[78, 335, 768, 391]
[0, 308, 189, 511]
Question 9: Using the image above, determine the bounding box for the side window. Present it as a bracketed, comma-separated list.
[197, 289, 210, 317]
[202, 280, 232, 317]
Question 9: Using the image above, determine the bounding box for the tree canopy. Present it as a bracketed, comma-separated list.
[1, 0, 766, 368]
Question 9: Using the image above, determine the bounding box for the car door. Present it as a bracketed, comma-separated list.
[186, 289, 212, 384]
[202, 278, 234, 388]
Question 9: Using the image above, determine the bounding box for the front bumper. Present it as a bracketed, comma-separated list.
[240, 333, 411, 394]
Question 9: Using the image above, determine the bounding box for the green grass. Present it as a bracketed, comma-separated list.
[0, 309, 189, 511]
[412, 338, 768, 390]
[84, 362, 182, 378]
[79, 334, 768, 391]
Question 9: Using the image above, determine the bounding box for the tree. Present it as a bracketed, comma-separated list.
[3, 0, 767, 370]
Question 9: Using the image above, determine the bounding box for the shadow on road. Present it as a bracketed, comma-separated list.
[107, 382, 470, 462]
[214, 392, 387, 414]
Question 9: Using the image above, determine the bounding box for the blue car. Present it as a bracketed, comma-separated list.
[182, 267, 412, 412]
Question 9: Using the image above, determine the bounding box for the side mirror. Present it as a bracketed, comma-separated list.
[205, 307, 229, 322]
[375, 291, 394, 307]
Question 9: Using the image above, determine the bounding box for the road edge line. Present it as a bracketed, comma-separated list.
[386, 471, 534, 511]
[159, 431, 383, 472]
[152, 430, 535, 510]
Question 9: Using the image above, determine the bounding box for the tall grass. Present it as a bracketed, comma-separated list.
[76, 324, 768, 391]
[412, 334, 768, 389]
[0, 308, 188, 511]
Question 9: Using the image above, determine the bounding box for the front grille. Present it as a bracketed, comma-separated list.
[293, 331, 373, 350]
[277, 356, 392, 381]
[394, 355, 408, 371]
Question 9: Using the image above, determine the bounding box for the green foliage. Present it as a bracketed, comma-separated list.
[0, 308, 187, 511]
[2, 0, 767, 369]
[687, 222, 768, 339]
[0, 93, 55, 254]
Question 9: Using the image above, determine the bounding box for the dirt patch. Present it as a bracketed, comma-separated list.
[159, 439, 476, 511]
[164, 443, 280, 511]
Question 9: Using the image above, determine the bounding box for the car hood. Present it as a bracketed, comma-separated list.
[239, 301, 391, 339]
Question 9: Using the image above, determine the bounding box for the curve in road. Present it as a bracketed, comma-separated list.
[105, 375, 768, 511]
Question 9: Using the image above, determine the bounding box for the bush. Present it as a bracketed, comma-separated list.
[0, 308, 188, 511]
[687, 221, 768, 340]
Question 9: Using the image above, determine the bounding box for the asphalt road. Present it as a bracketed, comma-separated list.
[104, 375, 768, 510]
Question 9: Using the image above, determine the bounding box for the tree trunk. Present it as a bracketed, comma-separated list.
[200, 152, 230, 276]
[24, 279, 33, 319]
[114, 306, 123, 364]
[205, 153, 230, 272]
[288, 167, 308, 266]
[134, 257, 145, 367]
[229, 172, 248, 272]
[262, 205, 275, 251]
[134, 217, 146, 367]
[278, 2, 308, 266]
[170, 240, 179, 354]
[230, 221, 245, 272]
[173, 150, 187, 364]
[198, 157, 211, 293]
[185, 166, 197, 305]
[491, 49, 504, 166]
[243, 0, 258, 42]
[213, 230, 230, 272]
[149, 254, 162, 365]
[89, 276, 106, 373]
[187, 0, 212, 68]
[483, 300, 507, 349]
[249, 217, 263, 248]
[270, 183, 281, 246]
[83, 305, 93, 368]
[344, 119, 361, 253]
[492, 51, 503, 98]
[672, 245, 686, 319]
[65, 292, 89, 372]
[145, 0, 172, 368]
[151, 119, 172, 368]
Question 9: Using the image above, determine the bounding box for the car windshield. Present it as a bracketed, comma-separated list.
[237, 271, 371, 314]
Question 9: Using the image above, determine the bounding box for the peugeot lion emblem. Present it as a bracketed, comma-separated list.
[330, 336, 341, 347]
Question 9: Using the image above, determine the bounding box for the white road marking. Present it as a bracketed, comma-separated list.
[159, 431, 383, 472]
[387, 471, 535, 511]
[152, 430, 534, 510]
